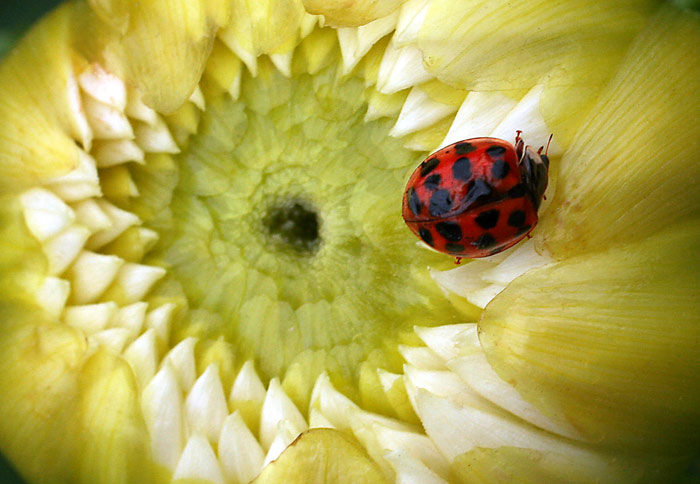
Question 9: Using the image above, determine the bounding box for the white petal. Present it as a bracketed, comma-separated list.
[109, 302, 148, 340]
[66, 68, 93, 151]
[480, 238, 553, 285]
[309, 372, 358, 430]
[468, 283, 507, 308]
[390, 86, 457, 137]
[185, 364, 229, 444]
[173, 434, 225, 484]
[230, 360, 267, 404]
[300, 13, 320, 38]
[21, 188, 75, 242]
[218, 28, 258, 77]
[441, 91, 518, 147]
[35, 277, 70, 319]
[142, 363, 185, 471]
[429, 261, 498, 308]
[125, 88, 158, 125]
[48, 182, 102, 203]
[90, 327, 132, 353]
[310, 373, 410, 432]
[270, 52, 293, 78]
[414, 323, 478, 362]
[338, 12, 399, 74]
[92, 139, 145, 168]
[398, 345, 445, 371]
[85, 200, 140, 250]
[67, 251, 124, 304]
[447, 349, 581, 440]
[105, 263, 166, 304]
[374, 425, 451, 479]
[134, 117, 180, 154]
[385, 450, 449, 484]
[123, 329, 159, 388]
[218, 411, 265, 484]
[262, 423, 298, 467]
[44, 226, 91, 275]
[394, 0, 430, 46]
[165, 337, 198, 392]
[145, 303, 175, 344]
[377, 42, 432, 94]
[47, 150, 101, 202]
[308, 408, 335, 429]
[71, 198, 112, 233]
[63, 302, 118, 334]
[82, 95, 134, 139]
[412, 386, 593, 463]
[259, 378, 307, 450]
[490, 84, 562, 156]
[78, 63, 127, 110]
[403, 365, 479, 411]
[377, 369, 401, 393]
[188, 85, 206, 111]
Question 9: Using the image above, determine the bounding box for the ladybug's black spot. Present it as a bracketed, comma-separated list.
[429, 189, 453, 216]
[472, 233, 497, 250]
[419, 227, 434, 246]
[475, 209, 500, 229]
[435, 221, 462, 242]
[407, 188, 422, 216]
[420, 157, 440, 177]
[507, 210, 526, 228]
[455, 142, 477, 155]
[424, 174, 441, 191]
[452, 157, 472, 181]
[445, 243, 465, 254]
[491, 159, 510, 180]
[508, 184, 526, 198]
[465, 179, 493, 206]
[486, 145, 507, 158]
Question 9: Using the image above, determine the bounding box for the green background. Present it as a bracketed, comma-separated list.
[0, 1, 699, 484]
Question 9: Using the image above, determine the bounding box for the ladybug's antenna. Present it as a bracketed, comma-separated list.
[544, 134, 553, 156]
[537, 134, 554, 156]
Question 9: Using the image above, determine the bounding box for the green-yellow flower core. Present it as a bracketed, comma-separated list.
[134, 57, 463, 388]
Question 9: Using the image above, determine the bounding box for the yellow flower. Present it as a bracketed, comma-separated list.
[0, 1, 698, 483]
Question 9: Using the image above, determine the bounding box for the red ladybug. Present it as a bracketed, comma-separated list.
[402, 131, 550, 261]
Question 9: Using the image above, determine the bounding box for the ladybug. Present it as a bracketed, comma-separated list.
[402, 131, 550, 262]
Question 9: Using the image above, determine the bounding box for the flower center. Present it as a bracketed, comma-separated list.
[263, 199, 321, 254]
[137, 57, 463, 385]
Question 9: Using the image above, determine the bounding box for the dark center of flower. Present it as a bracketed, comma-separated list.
[263, 200, 320, 254]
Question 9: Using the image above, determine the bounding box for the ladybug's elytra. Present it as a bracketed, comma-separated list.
[402, 131, 550, 261]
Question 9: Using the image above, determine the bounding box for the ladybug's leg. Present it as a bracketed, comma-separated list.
[454, 257, 462, 265]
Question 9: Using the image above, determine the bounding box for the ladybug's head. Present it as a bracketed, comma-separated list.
[518, 146, 549, 210]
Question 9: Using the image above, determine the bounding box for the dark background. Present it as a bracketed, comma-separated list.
[1, 1, 700, 484]
[0, 0, 62, 59]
